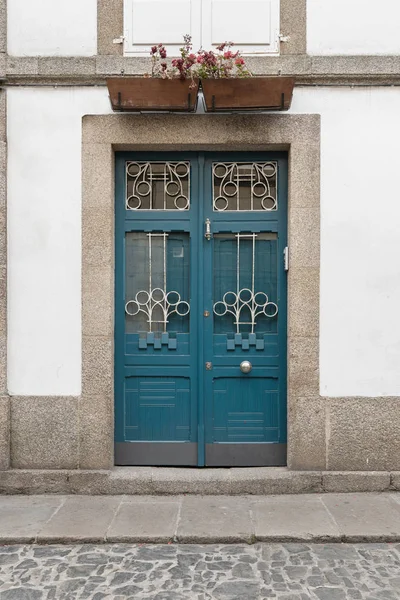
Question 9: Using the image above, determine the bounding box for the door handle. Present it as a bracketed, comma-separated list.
[204, 218, 212, 241]
[240, 361, 252, 374]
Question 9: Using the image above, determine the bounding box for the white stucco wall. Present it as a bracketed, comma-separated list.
[7, 86, 400, 397]
[7, 0, 97, 56]
[291, 87, 400, 396]
[7, 87, 112, 396]
[307, 0, 400, 55]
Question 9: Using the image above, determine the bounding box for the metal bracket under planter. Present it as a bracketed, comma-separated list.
[107, 78, 200, 112]
[201, 77, 295, 112]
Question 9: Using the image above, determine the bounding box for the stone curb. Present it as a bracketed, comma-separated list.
[3, 534, 400, 545]
[0, 468, 397, 495]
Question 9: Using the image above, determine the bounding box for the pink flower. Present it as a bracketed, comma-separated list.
[235, 57, 245, 66]
[216, 42, 226, 51]
[159, 48, 167, 58]
[224, 51, 234, 59]
[150, 45, 158, 55]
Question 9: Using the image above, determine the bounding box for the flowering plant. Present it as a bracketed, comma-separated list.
[149, 35, 252, 82]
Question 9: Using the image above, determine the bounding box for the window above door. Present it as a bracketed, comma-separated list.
[123, 0, 280, 56]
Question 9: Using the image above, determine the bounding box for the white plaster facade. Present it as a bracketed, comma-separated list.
[307, 0, 400, 56]
[7, 0, 98, 57]
[2, 0, 400, 475]
[7, 88, 112, 396]
[8, 86, 400, 399]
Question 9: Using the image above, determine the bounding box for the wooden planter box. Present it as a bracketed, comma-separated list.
[107, 78, 200, 112]
[201, 77, 295, 111]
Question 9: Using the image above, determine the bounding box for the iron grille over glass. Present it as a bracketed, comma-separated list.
[126, 161, 190, 210]
[213, 233, 278, 336]
[125, 232, 190, 335]
[213, 162, 277, 211]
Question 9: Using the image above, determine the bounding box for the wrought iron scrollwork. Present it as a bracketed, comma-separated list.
[213, 233, 278, 334]
[125, 288, 190, 333]
[213, 162, 277, 211]
[126, 161, 190, 211]
[125, 233, 190, 334]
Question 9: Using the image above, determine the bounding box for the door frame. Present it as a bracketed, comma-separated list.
[80, 113, 321, 471]
[114, 150, 288, 466]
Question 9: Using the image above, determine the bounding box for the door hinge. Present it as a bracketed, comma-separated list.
[284, 246, 289, 271]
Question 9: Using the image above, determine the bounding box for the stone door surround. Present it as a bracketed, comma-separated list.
[81, 113, 321, 470]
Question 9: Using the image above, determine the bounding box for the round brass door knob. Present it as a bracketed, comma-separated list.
[240, 360, 252, 374]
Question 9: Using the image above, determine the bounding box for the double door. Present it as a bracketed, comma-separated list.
[115, 152, 288, 466]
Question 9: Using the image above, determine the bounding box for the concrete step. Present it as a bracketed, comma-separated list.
[1, 493, 400, 544]
[1, 467, 399, 495]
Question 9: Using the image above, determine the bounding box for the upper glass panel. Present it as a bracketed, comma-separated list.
[125, 232, 190, 334]
[213, 233, 278, 334]
[126, 161, 190, 211]
[213, 162, 277, 211]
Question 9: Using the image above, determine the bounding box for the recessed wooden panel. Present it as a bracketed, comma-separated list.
[125, 377, 191, 441]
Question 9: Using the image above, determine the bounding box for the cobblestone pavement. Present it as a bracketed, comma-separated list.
[1, 543, 400, 599]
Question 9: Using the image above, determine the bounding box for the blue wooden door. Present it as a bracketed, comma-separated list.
[115, 152, 287, 466]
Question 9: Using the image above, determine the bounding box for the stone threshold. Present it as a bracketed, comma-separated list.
[1, 467, 399, 495]
[1, 493, 400, 544]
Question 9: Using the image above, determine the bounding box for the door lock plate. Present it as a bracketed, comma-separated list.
[205, 362, 212, 370]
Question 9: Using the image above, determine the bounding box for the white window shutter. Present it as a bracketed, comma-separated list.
[124, 0, 280, 57]
[124, 0, 202, 56]
[201, 0, 280, 54]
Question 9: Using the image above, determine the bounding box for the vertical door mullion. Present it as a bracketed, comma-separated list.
[202, 157, 215, 455]
[196, 152, 206, 466]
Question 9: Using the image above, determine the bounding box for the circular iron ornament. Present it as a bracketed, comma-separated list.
[125, 288, 191, 327]
[126, 162, 142, 177]
[212, 161, 277, 212]
[223, 291, 237, 307]
[175, 162, 190, 177]
[151, 288, 165, 303]
[213, 301, 228, 316]
[165, 291, 180, 305]
[126, 161, 190, 211]
[165, 180, 180, 197]
[214, 163, 229, 178]
[174, 195, 190, 210]
[213, 287, 279, 333]
[254, 292, 269, 306]
[263, 302, 278, 318]
[125, 300, 141, 316]
[214, 196, 229, 211]
[175, 301, 190, 317]
[252, 182, 268, 198]
[126, 195, 142, 210]
[239, 288, 253, 303]
[136, 290, 150, 305]
[136, 180, 151, 196]
[223, 182, 238, 197]
[262, 162, 277, 177]
[261, 195, 277, 211]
